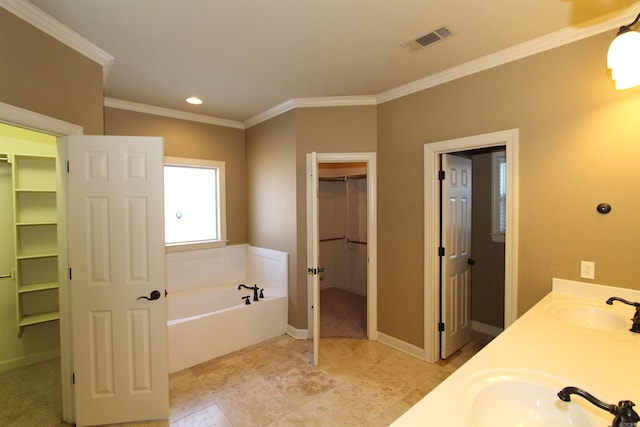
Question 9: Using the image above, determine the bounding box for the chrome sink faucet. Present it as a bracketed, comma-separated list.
[606, 297, 640, 333]
[558, 386, 639, 427]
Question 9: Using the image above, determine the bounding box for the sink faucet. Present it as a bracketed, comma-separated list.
[606, 297, 640, 333]
[238, 283, 260, 301]
[558, 386, 639, 427]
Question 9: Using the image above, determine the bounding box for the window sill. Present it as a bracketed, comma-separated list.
[490, 233, 505, 243]
[165, 240, 227, 253]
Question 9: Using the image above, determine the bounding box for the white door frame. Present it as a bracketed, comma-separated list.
[424, 129, 519, 363]
[307, 152, 378, 341]
[0, 101, 82, 423]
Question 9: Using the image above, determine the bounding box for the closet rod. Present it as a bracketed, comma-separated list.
[0, 155, 8, 162]
[319, 174, 366, 182]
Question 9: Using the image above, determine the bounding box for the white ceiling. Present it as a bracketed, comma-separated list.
[23, 0, 640, 124]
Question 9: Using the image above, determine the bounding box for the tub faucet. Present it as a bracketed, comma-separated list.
[558, 386, 639, 427]
[238, 283, 260, 301]
[606, 297, 640, 333]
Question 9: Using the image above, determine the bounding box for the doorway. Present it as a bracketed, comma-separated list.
[439, 149, 507, 359]
[424, 129, 519, 363]
[318, 162, 368, 339]
[306, 152, 377, 366]
[1, 101, 82, 423]
[0, 123, 64, 423]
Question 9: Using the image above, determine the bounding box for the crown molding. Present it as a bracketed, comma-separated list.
[104, 97, 245, 129]
[8, 0, 640, 127]
[0, 0, 114, 85]
[378, 8, 640, 104]
[244, 100, 296, 129]
[244, 95, 377, 128]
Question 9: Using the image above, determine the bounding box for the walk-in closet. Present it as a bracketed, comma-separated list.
[318, 162, 368, 339]
[0, 123, 63, 424]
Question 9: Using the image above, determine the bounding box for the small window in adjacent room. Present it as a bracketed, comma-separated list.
[164, 157, 226, 250]
[491, 150, 506, 243]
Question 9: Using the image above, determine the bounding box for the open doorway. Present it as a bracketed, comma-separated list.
[318, 162, 368, 339]
[306, 152, 377, 366]
[1, 101, 82, 423]
[438, 148, 506, 359]
[424, 129, 519, 363]
[0, 122, 65, 424]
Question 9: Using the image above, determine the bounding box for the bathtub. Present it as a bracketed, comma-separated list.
[166, 245, 288, 373]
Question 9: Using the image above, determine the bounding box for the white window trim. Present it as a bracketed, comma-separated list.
[491, 150, 506, 243]
[164, 156, 227, 252]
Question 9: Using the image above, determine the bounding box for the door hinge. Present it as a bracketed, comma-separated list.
[68, 268, 72, 280]
[66, 160, 70, 173]
[438, 322, 445, 332]
[438, 247, 445, 257]
[72, 373, 75, 384]
[438, 170, 445, 180]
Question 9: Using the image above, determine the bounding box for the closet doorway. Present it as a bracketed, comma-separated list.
[318, 162, 368, 339]
[306, 152, 377, 366]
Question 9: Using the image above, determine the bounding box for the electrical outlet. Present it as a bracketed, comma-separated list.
[580, 261, 595, 279]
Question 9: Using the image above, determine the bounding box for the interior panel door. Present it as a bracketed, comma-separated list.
[440, 153, 472, 359]
[67, 135, 168, 426]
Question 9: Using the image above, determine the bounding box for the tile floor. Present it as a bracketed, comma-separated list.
[1, 333, 492, 427]
[145, 332, 491, 426]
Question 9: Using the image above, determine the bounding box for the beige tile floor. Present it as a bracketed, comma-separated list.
[167, 333, 491, 427]
[1, 333, 491, 427]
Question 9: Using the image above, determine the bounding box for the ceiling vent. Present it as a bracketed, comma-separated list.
[402, 26, 453, 53]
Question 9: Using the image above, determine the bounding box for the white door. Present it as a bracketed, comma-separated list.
[67, 135, 169, 426]
[306, 152, 320, 366]
[440, 154, 472, 359]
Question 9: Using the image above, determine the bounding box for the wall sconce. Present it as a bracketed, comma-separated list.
[608, 13, 640, 90]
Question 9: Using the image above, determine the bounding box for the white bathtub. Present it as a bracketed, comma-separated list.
[166, 245, 288, 373]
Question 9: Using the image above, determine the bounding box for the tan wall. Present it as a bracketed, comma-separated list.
[246, 106, 377, 329]
[0, 9, 104, 134]
[245, 111, 299, 324]
[294, 106, 377, 329]
[377, 31, 640, 347]
[104, 107, 247, 245]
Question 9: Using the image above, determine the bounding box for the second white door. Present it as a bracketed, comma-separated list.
[440, 153, 472, 359]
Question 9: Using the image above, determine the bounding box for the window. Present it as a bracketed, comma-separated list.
[491, 150, 506, 243]
[164, 157, 226, 250]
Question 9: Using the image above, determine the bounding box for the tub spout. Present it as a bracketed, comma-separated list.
[238, 284, 260, 301]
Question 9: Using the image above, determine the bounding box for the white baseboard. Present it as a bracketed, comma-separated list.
[377, 331, 424, 360]
[472, 321, 503, 337]
[0, 349, 60, 373]
[286, 324, 309, 339]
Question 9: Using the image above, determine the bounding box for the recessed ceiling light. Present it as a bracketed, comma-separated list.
[186, 96, 203, 105]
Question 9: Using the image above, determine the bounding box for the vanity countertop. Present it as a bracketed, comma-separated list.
[391, 278, 640, 426]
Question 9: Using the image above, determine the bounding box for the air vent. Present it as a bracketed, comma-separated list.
[402, 26, 453, 53]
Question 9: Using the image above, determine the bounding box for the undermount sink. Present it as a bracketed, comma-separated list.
[456, 369, 607, 427]
[545, 300, 628, 331]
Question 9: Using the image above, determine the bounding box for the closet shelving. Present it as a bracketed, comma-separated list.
[11, 154, 60, 336]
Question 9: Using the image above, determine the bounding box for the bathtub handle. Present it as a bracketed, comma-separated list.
[137, 290, 162, 301]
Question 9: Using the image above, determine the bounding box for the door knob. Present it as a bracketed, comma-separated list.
[137, 290, 161, 301]
[467, 258, 476, 266]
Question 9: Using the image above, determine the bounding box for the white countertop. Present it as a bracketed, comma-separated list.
[391, 278, 640, 426]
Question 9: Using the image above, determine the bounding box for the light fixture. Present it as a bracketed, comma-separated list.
[186, 96, 203, 105]
[608, 13, 640, 90]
